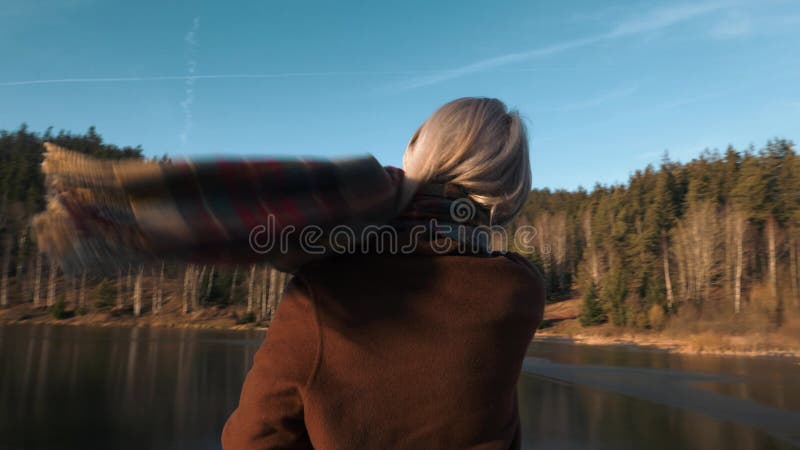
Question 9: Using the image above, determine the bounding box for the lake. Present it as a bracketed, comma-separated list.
[1, 324, 798, 450]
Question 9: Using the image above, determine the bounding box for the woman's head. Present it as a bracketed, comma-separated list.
[402, 97, 531, 225]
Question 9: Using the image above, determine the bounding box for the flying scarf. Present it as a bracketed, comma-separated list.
[33, 143, 490, 274]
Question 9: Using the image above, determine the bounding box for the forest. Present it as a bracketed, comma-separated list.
[0, 125, 288, 325]
[515, 137, 799, 333]
[0, 125, 798, 333]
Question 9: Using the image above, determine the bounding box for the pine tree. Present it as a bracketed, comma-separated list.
[579, 281, 605, 326]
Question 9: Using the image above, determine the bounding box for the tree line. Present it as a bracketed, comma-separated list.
[1, 125, 798, 331]
[0, 126, 288, 323]
[515, 140, 799, 330]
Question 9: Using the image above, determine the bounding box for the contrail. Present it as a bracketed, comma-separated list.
[396, 1, 728, 89]
[0, 75, 189, 86]
[0, 3, 732, 90]
[0, 68, 605, 87]
[179, 17, 200, 146]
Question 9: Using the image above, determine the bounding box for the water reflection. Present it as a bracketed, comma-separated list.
[519, 340, 800, 450]
[527, 339, 800, 412]
[0, 325, 798, 450]
[0, 324, 262, 450]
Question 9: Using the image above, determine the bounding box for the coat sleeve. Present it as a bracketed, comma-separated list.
[222, 277, 320, 450]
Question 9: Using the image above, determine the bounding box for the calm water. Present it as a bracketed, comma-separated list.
[1, 324, 799, 450]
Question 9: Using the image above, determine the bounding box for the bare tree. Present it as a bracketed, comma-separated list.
[133, 264, 143, 316]
[673, 201, 721, 303]
[728, 209, 747, 314]
[766, 215, 778, 301]
[582, 210, 599, 283]
[551, 212, 568, 292]
[152, 261, 165, 315]
[150, 265, 158, 314]
[32, 252, 42, 307]
[205, 265, 215, 300]
[46, 260, 57, 308]
[116, 268, 123, 308]
[246, 265, 256, 314]
[180, 264, 202, 313]
[182, 265, 192, 314]
[195, 265, 206, 309]
[268, 268, 279, 318]
[255, 267, 264, 321]
[661, 235, 674, 310]
[534, 213, 553, 280]
[79, 271, 87, 309]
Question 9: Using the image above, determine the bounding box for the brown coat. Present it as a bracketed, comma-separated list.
[222, 251, 545, 450]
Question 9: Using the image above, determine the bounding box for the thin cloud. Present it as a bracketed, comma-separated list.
[709, 11, 752, 39]
[396, 2, 728, 90]
[534, 87, 737, 145]
[0, 3, 735, 92]
[0, 75, 193, 86]
[544, 85, 639, 113]
[179, 17, 199, 146]
[398, 36, 602, 90]
[659, 86, 739, 110]
[606, 2, 725, 37]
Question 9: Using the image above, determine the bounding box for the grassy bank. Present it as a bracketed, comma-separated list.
[539, 299, 800, 359]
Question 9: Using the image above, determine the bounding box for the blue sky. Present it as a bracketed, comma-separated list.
[1, 0, 798, 190]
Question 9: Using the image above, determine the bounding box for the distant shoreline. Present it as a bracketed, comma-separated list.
[539, 298, 800, 360]
[0, 303, 268, 332]
[3, 304, 799, 360]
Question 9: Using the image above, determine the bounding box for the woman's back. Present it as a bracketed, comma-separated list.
[222, 251, 545, 450]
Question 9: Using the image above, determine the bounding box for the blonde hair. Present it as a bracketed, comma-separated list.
[402, 97, 531, 225]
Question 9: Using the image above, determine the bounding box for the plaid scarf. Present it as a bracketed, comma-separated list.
[34, 144, 491, 274]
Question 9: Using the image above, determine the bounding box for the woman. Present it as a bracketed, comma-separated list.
[222, 98, 545, 449]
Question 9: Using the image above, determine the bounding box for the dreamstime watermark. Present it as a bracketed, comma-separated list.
[449, 197, 476, 223]
[248, 198, 549, 257]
